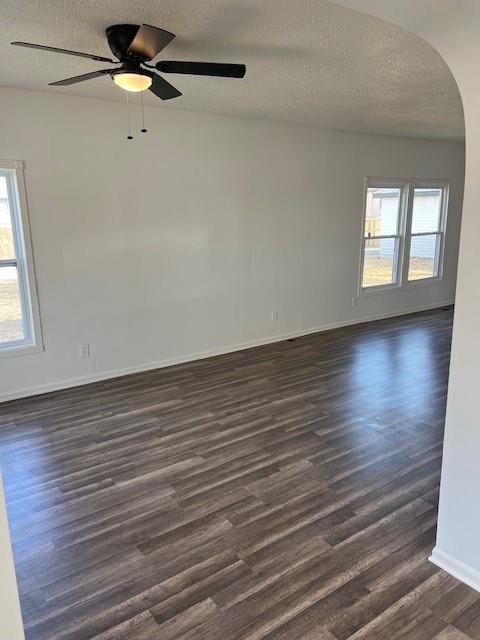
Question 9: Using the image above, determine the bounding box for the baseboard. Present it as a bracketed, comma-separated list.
[0, 300, 453, 404]
[430, 547, 480, 593]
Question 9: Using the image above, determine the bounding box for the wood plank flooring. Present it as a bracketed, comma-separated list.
[1, 307, 480, 639]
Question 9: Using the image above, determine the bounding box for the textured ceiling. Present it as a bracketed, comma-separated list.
[0, 0, 464, 140]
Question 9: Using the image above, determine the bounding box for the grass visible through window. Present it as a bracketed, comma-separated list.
[0, 279, 23, 342]
[363, 257, 434, 287]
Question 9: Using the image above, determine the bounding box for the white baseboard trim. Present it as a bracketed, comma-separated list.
[0, 300, 453, 404]
[429, 546, 480, 593]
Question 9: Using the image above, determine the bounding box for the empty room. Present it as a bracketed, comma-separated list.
[1, 1, 480, 639]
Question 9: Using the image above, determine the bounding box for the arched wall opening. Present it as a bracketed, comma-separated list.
[335, 0, 480, 592]
[0, 5, 472, 639]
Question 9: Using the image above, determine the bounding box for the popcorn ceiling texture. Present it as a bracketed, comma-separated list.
[0, 0, 464, 139]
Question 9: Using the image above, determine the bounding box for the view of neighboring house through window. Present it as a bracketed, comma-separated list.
[0, 163, 41, 352]
[408, 188, 444, 281]
[360, 179, 448, 293]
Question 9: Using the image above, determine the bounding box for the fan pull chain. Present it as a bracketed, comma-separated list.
[126, 92, 133, 140]
[140, 93, 147, 133]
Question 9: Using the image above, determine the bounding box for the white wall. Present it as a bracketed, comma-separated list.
[0, 86, 464, 402]
[335, 0, 480, 594]
[0, 473, 24, 639]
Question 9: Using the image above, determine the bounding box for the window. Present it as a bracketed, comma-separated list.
[408, 188, 444, 281]
[0, 161, 42, 354]
[362, 186, 405, 288]
[359, 179, 449, 295]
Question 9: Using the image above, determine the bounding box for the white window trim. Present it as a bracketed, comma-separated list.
[0, 160, 43, 358]
[356, 176, 450, 299]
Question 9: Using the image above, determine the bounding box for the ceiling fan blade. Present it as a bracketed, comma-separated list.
[11, 41, 115, 63]
[156, 61, 246, 78]
[49, 69, 113, 86]
[149, 73, 182, 100]
[127, 24, 175, 60]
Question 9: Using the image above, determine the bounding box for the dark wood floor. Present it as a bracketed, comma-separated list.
[1, 307, 480, 640]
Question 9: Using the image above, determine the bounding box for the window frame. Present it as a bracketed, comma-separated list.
[357, 177, 450, 298]
[0, 160, 43, 357]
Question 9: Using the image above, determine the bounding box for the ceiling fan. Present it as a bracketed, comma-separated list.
[11, 23, 246, 100]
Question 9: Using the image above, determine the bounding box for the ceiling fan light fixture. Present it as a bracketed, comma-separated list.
[113, 72, 152, 92]
[12, 23, 246, 107]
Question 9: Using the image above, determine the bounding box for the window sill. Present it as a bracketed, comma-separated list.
[356, 277, 444, 301]
[0, 343, 44, 359]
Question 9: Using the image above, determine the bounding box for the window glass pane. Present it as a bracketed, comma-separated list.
[362, 238, 398, 287]
[365, 187, 401, 238]
[0, 176, 16, 260]
[411, 188, 442, 233]
[408, 234, 439, 281]
[0, 266, 24, 343]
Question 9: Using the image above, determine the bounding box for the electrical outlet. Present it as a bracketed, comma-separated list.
[80, 344, 90, 358]
[271, 311, 279, 322]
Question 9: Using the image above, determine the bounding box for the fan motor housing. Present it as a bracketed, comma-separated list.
[106, 24, 147, 62]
